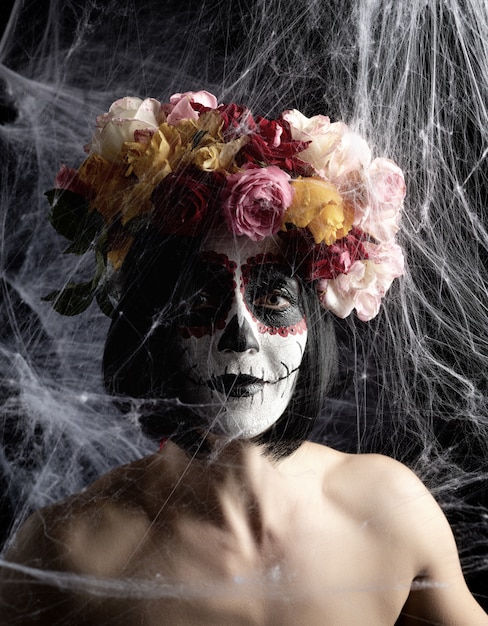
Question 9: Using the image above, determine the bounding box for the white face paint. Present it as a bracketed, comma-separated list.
[174, 231, 308, 439]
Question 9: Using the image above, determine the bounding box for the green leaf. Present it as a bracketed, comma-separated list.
[94, 248, 107, 282]
[192, 129, 207, 149]
[46, 189, 104, 255]
[95, 283, 116, 317]
[42, 281, 95, 316]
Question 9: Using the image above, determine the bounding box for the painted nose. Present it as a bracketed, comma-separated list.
[217, 314, 260, 353]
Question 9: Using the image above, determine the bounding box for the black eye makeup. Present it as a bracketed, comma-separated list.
[181, 262, 233, 328]
[177, 254, 305, 335]
[244, 265, 304, 329]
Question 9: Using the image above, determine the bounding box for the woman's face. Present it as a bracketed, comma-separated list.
[173, 230, 308, 438]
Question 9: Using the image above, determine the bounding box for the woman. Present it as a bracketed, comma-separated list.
[1, 91, 486, 624]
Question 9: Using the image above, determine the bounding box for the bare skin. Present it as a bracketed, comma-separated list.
[1, 440, 486, 625]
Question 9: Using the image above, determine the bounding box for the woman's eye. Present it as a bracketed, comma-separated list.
[190, 292, 217, 311]
[191, 293, 213, 311]
[253, 290, 290, 311]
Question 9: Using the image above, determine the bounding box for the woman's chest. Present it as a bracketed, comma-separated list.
[80, 511, 412, 625]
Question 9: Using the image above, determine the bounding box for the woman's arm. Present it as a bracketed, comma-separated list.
[391, 465, 488, 625]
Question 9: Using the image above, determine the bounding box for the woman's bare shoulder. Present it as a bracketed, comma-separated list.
[4, 453, 161, 575]
[303, 443, 431, 519]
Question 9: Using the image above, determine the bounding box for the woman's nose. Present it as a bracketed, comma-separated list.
[217, 314, 260, 353]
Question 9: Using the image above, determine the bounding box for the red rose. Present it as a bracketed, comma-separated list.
[308, 229, 370, 280]
[151, 169, 224, 236]
[239, 118, 312, 175]
[281, 227, 369, 281]
[218, 103, 255, 133]
[55, 165, 92, 199]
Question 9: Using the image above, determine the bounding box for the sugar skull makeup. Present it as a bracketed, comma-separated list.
[174, 231, 308, 438]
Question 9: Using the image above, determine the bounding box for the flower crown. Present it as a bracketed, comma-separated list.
[45, 90, 405, 321]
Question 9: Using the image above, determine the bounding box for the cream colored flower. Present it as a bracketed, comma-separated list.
[283, 109, 372, 184]
[282, 109, 347, 176]
[88, 97, 163, 162]
[327, 131, 371, 179]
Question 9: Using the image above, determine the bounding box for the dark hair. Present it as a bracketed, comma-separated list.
[103, 229, 337, 458]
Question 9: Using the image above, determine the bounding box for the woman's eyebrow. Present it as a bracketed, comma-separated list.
[248, 264, 295, 281]
[193, 261, 233, 284]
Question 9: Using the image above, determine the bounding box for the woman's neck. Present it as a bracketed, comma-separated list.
[144, 439, 302, 533]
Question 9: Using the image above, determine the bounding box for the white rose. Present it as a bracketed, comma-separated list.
[283, 110, 341, 174]
[327, 131, 371, 179]
[87, 97, 163, 161]
[283, 109, 370, 180]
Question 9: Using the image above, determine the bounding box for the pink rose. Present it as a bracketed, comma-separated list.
[357, 158, 405, 241]
[317, 240, 404, 321]
[166, 90, 218, 125]
[222, 166, 294, 241]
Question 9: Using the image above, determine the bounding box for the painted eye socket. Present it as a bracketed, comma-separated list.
[185, 265, 233, 317]
[190, 291, 218, 311]
[246, 269, 304, 329]
[253, 290, 291, 311]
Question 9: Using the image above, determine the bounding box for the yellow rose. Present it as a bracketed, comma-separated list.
[194, 110, 225, 141]
[77, 155, 130, 223]
[125, 123, 183, 179]
[118, 124, 187, 223]
[284, 177, 353, 244]
[192, 145, 222, 170]
[107, 233, 134, 271]
[175, 111, 223, 149]
[191, 136, 247, 172]
[117, 181, 154, 224]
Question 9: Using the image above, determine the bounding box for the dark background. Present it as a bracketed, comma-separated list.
[1, 0, 487, 611]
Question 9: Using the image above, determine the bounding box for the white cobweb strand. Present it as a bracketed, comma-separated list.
[0, 0, 487, 605]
